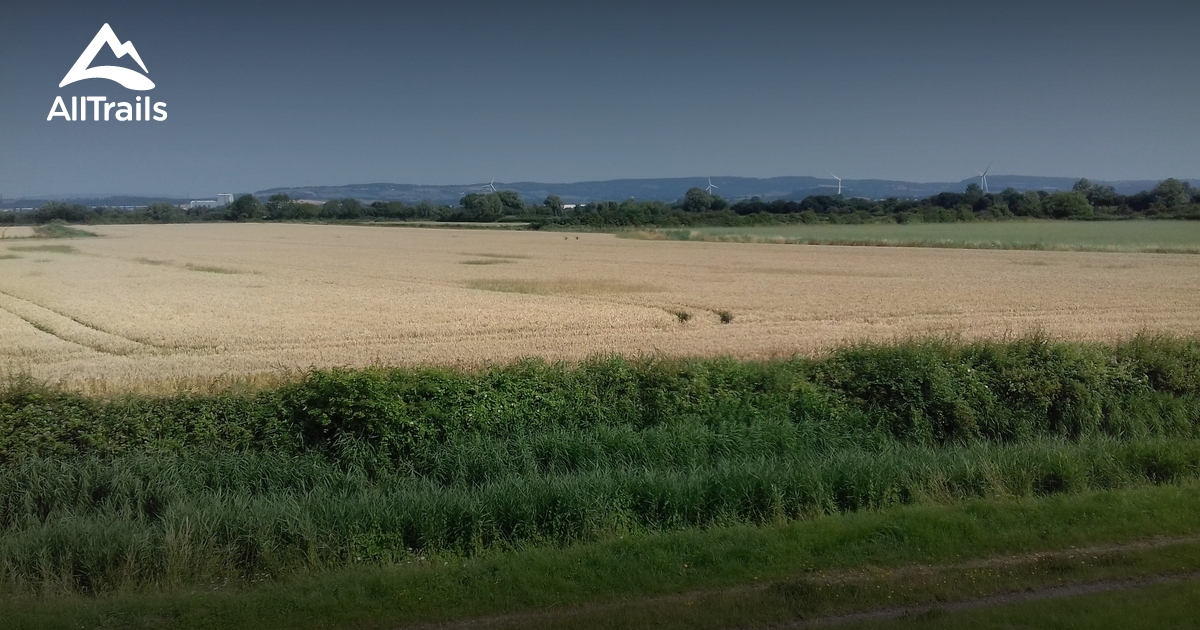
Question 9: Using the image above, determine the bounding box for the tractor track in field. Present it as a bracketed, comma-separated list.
[0, 288, 167, 356]
[398, 535, 1200, 630]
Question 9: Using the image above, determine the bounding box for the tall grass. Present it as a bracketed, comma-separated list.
[1, 335, 1199, 593]
[3, 438, 1200, 593]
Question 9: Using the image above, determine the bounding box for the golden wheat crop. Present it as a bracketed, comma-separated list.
[1, 223, 1198, 392]
[0, 226, 35, 239]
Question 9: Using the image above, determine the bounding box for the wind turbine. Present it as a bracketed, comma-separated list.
[977, 164, 992, 194]
[829, 172, 843, 196]
[705, 177, 718, 194]
[486, 179, 498, 193]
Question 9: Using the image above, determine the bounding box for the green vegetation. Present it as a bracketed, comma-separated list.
[3, 483, 1200, 629]
[31, 222, 97, 239]
[2, 335, 1200, 598]
[461, 258, 513, 265]
[859, 580, 1200, 629]
[182, 263, 244, 274]
[6, 245, 79, 255]
[130, 259, 247, 274]
[540, 178, 1200, 229]
[465, 278, 650, 294]
[5, 178, 1199, 230]
[629, 220, 1200, 253]
[467, 253, 530, 259]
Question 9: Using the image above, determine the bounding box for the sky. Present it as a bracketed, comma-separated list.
[1, 0, 1198, 197]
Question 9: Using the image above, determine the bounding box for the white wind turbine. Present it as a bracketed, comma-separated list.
[977, 164, 993, 194]
[705, 177, 718, 194]
[486, 179, 498, 193]
[828, 172, 843, 195]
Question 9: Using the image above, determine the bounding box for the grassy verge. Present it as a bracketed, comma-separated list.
[621, 220, 1200, 253]
[490, 539, 1200, 630]
[4, 437, 1199, 592]
[2, 482, 1199, 629]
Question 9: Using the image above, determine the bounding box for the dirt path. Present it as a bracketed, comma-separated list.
[782, 571, 1200, 628]
[399, 535, 1200, 630]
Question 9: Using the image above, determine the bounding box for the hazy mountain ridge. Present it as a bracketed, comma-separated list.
[254, 176, 1168, 205]
[1, 176, 1174, 209]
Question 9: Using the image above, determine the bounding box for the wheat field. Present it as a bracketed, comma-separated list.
[0, 227, 36, 239]
[1, 223, 1198, 391]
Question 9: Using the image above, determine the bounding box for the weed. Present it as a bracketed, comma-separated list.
[184, 264, 244, 274]
[32, 222, 98, 239]
[464, 253, 530, 259]
[8, 245, 79, 254]
[467, 279, 653, 295]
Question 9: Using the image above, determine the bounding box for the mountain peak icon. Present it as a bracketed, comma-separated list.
[59, 23, 154, 91]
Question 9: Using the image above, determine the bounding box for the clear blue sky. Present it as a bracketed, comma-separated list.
[1, 0, 1197, 197]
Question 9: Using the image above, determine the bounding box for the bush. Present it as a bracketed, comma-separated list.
[3, 337, 1200, 591]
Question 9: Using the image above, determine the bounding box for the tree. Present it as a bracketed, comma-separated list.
[496, 190, 524, 211]
[681, 187, 714, 212]
[413, 200, 438, 219]
[265, 193, 293, 220]
[1070, 178, 1122, 208]
[34, 201, 92, 224]
[460, 193, 504, 221]
[1090, 185, 1121, 208]
[963, 183, 984, 205]
[228, 195, 264, 221]
[319, 198, 363, 220]
[1017, 191, 1044, 217]
[544, 195, 564, 216]
[1044, 191, 1093, 219]
[1152, 178, 1190, 211]
[145, 202, 176, 222]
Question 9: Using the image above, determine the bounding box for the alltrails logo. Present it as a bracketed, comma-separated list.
[47, 24, 167, 122]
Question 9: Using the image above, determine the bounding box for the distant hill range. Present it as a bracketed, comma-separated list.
[0, 195, 190, 211]
[254, 176, 1167, 205]
[1, 176, 1175, 209]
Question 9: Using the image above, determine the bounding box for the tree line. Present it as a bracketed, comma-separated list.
[3, 179, 1198, 228]
[548, 178, 1200, 228]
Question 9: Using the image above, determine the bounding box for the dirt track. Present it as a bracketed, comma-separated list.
[400, 536, 1200, 630]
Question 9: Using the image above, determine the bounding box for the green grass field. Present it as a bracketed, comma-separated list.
[630, 220, 1200, 253]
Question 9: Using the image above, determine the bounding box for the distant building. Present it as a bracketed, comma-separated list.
[188, 200, 218, 209]
[217, 193, 234, 206]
